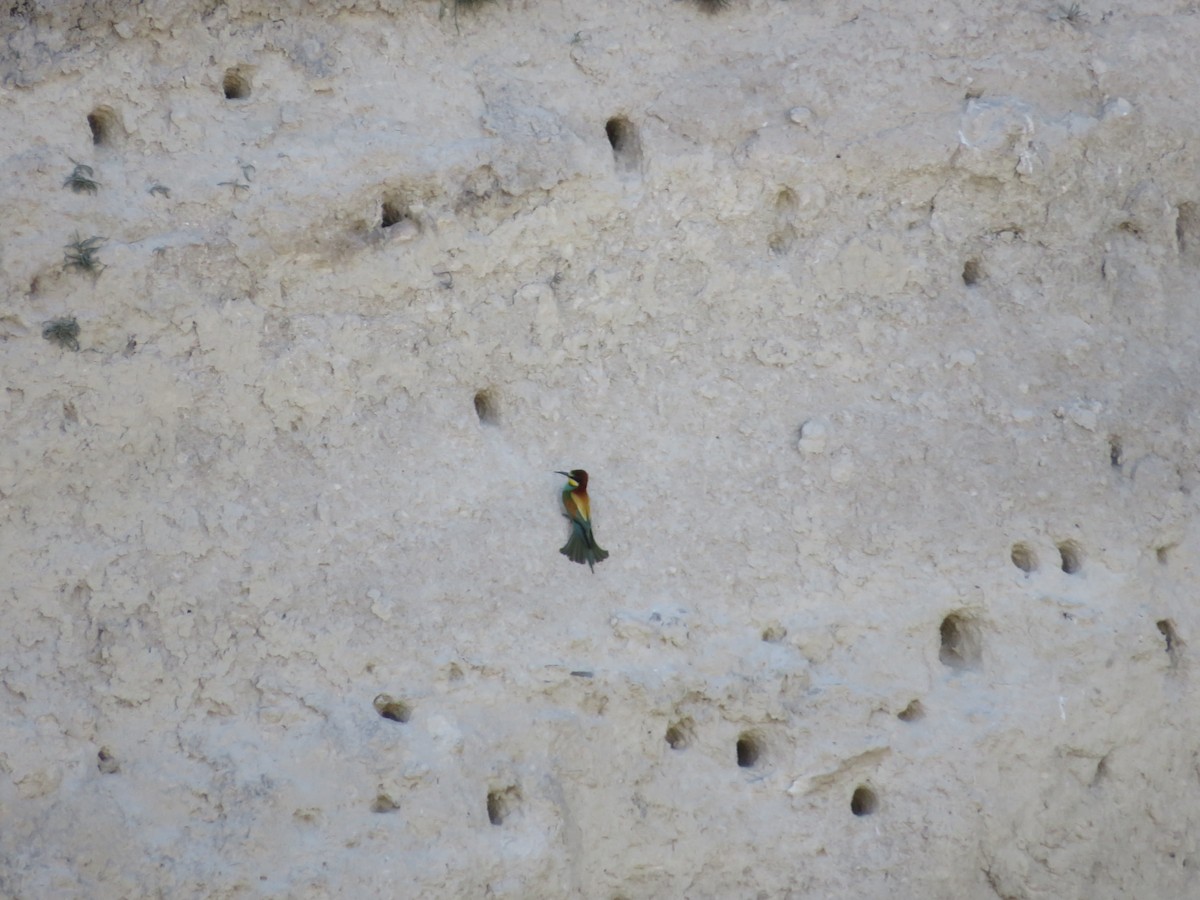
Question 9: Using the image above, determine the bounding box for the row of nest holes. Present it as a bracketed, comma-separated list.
[86, 95, 638, 179]
[372, 696, 882, 818]
[1010, 540, 1084, 574]
[373, 784, 521, 823]
[84, 69, 251, 146]
[387, 781, 872, 825]
[938, 611, 1182, 671]
[376, 117, 638, 229]
[373, 591, 1178, 815]
[1011, 537, 1173, 573]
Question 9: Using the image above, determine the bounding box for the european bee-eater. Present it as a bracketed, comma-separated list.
[556, 469, 609, 572]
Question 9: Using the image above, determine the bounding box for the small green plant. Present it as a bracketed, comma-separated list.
[1053, 2, 1084, 23]
[64, 234, 106, 274]
[63, 161, 100, 194]
[42, 316, 80, 351]
[148, 183, 171, 198]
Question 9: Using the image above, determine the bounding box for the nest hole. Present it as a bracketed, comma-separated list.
[736, 732, 763, 768]
[1157, 619, 1182, 658]
[1057, 541, 1083, 574]
[373, 694, 412, 723]
[851, 785, 878, 816]
[381, 198, 409, 229]
[1109, 435, 1123, 468]
[665, 719, 693, 750]
[962, 258, 982, 286]
[87, 106, 120, 146]
[223, 68, 252, 99]
[1010, 542, 1037, 573]
[1178, 201, 1200, 262]
[371, 793, 400, 813]
[774, 187, 798, 215]
[487, 786, 518, 825]
[760, 622, 787, 643]
[939, 613, 982, 671]
[605, 116, 642, 174]
[473, 389, 499, 426]
[97, 747, 119, 774]
[897, 699, 925, 722]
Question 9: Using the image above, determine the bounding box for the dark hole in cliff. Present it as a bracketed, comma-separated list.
[381, 198, 408, 228]
[962, 258, 982, 286]
[761, 623, 786, 643]
[87, 107, 118, 146]
[605, 116, 642, 173]
[897, 699, 925, 722]
[487, 786, 517, 825]
[97, 746, 119, 774]
[939, 613, 982, 670]
[1058, 541, 1083, 574]
[1178, 202, 1200, 262]
[473, 389, 498, 425]
[223, 68, 251, 99]
[851, 786, 878, 816]
[1109, 435, 1123, 468]
[373, 694, 412, 723]
[371, 793, 400, 813]
[665, 720, 692, 750]
[1157, 619, 1182, 662]
[1010, 542, 1037, 573]
[736, 732, 762, 768]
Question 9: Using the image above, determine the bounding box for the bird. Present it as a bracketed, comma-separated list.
[556, 469, 609, 572]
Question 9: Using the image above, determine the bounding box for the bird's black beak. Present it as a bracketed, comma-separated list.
[555, 471, 570, 477]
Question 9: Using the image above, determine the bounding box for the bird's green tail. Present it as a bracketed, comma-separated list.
[560, 520, 609, 572]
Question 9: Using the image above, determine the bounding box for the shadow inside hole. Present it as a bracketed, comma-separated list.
[851, 785, 878, 816]
[87, 106, 120, 146]
[1178, 201, 1200, 263]
[939, 613, 982, 671]
[962, 258, 982, 286]
[487, 786, 518, 825]
[761, 622, 787, 643]
[1057, 541, 1083, 574]
[473, 390, 499, 425]
[97, 747, 119, 774]
[774, 187, 798, 215]
[373, 694, 412, 723]
[1010, 542, 1037, 573]
[897, 699, 925, 722]
[736, 732, 763, 768]
[768, 226, 798, 256]
[605, 116, 642, 174]
[1109, 435, 1123, 468]
[1156, 545, 1173, 565]
[665, 719, 693, 750]
[1157, 619, 1183, 662]
[381, 199, 405, 228]
[380, 196, 420, 235]
[372, 793, 400, 813]
[223, 68, 252, 99]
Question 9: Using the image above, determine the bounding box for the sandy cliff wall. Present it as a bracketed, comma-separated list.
[3, 0, 1200, 896]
